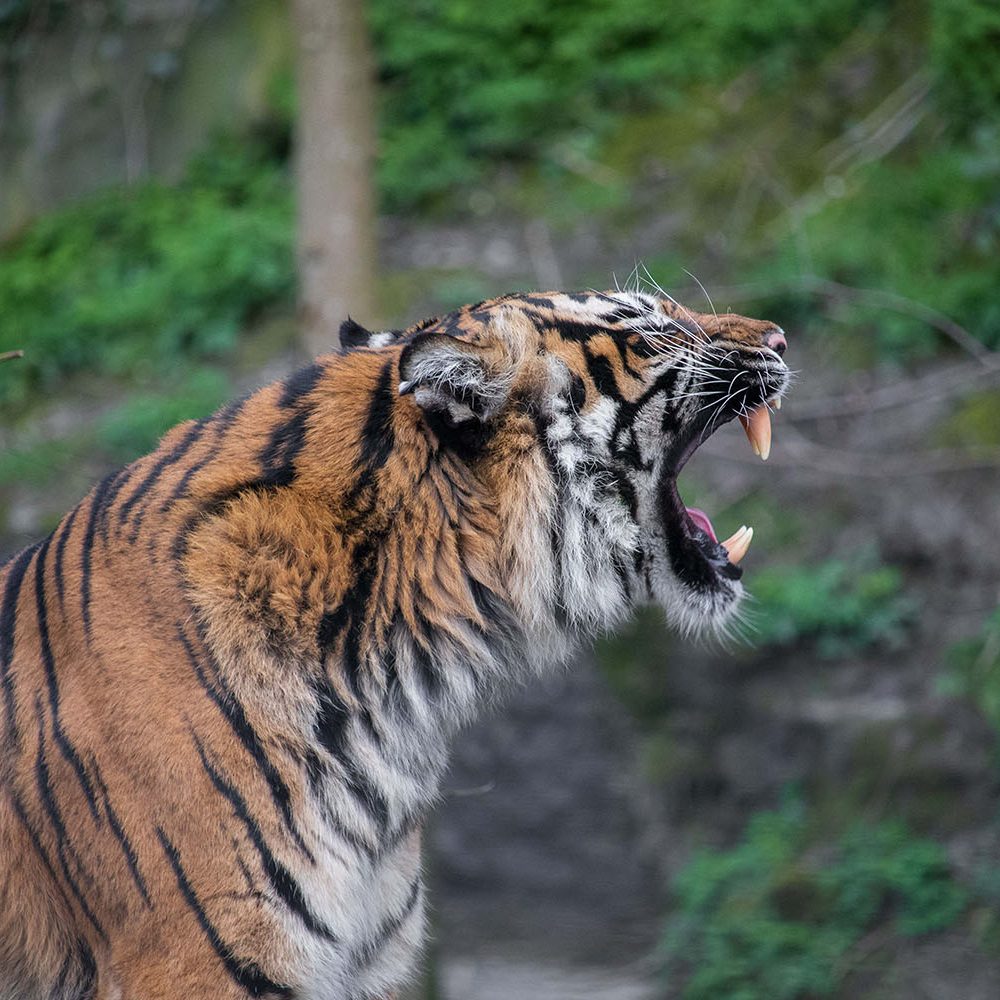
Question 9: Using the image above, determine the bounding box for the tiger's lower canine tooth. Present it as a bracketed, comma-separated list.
[722, 525, 753, 564]
[739, 406, 772, 461]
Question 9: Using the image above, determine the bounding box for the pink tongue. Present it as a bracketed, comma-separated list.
[686, 507, 717, 542]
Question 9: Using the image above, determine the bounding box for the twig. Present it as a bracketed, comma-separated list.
[0, 351, 24, 363]
[702, 424, 1000, 478]
[785, 359, 1000, 420]
[808, 277, 995, 364]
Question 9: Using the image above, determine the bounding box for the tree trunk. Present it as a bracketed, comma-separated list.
[292, 0, 378, 356]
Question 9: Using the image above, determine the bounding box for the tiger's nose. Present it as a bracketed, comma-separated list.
[763, 327, 787, 356]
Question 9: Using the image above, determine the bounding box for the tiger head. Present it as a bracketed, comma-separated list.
[345, 289, 789, 645]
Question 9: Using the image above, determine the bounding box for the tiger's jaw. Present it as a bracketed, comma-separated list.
[642, 350, 790, 636]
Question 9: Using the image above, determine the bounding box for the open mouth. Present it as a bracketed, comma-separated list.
[660, 397, 781, 586]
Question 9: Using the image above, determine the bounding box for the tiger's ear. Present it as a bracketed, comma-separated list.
[340, 317, 402, 350]
[398, 333, 512, 423]
[340, 316, 373, 348]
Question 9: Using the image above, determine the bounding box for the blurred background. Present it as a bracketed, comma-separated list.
[2, 0, 1000, 996]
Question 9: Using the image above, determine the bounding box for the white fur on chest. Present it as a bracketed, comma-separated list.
[291, 823, 426, 1000]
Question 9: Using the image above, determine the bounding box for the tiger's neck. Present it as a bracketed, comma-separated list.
[168, 351, 633, 851]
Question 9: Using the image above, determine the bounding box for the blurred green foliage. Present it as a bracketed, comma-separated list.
[930, 0, 1000, 133]
[368, 0, 883, 210]
[939, 608, 1000, 734]
[0, 0, 69, 39]
[96, 368, 230, 462]
[0, 369, 230, 488]
[936, 390, 1000, 448]
[663, 799, 967, 999]
[367, 0, 1000, 359]
[748, 555, 913, 657]
[0, 138, 291, 415]
[761, 138, 1000, 357]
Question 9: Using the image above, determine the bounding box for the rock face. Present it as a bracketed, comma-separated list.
[0, 0, 289, 238]
[429, 657, 665, 966]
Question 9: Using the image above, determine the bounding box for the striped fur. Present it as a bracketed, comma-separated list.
[0, 290, 789, 999]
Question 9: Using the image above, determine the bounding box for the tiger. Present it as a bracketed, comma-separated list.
[0, 288, 789, 999]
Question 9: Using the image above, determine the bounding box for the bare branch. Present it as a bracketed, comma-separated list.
[702, 422, 1000, 479]
[785, 359, 1000, 420]
[0, 350, 24, 364]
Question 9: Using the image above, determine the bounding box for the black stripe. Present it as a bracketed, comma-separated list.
[610, 333, 643, 380]
[80, 472, 118, 640]
[409, 632, 440, 700]
[98, 466, 131, 545]
[35, 535, 101, 822]
[91, 765, 152, 907]
[0, 541, 40, 745]
[583, 345, 621, 399]
[358, 361, 396, 471]
[349, 879, 421, 970]
[46, 937, 97, 1000]
[318, 542, 379, 702]
[605, 303, 645, 322]
[51, 952, 75, 997]
[468, 577, 526, 661]
[118, 418, 207, 537]
[8, 788, 77, 919]
[157, 396, 248, 515]
[310, 674, 390, 835]
[316, 602, 350, 650]
[156, 828, 294, 999]
[179, 628, 313, 861]
[74, 941, 98, 1000]
[381, 639, 414, 726]
[551, 318, 607, 342]
[170, 478, 282, 567]
[312, 676, 351, 764]
[171, 382, 319, 564]
[192, 735, 338, 943]
[343, 361, 396, 511]
[257, 412, 311, 490]
[339, 757, 390, 836]
[34, 703, 107, 941]
[522, 293, 557, 311]
[316, 543, 385, 748]
[278, 361, 325, 409]
[52, 504, 79, 612]
[254, 362, 326, 490]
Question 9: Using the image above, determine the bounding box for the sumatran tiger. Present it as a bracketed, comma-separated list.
[0, 289, 789, 999]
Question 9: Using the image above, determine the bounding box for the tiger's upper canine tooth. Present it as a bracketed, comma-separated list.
[773, 397, 781, 410]
[721, 525, 753, 564]
[739, 405, 772, 461]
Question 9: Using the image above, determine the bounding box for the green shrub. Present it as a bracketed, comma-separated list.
[748, 555, 912, 657]
[761, 139, 1000, 358]
[96, 368, 231, 462]
[663, 800, 967, 999]
[368, 0, 886, 210]
[931, 0, 1000, 135]
[0, 137, 293, 415]
[0, 369, 230, 489]
[939, 608, 1000, 733]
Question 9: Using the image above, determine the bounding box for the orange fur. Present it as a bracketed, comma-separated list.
[0, 291, 788, 999]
